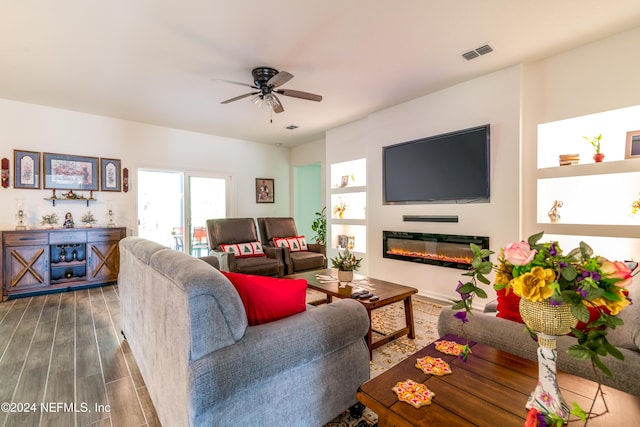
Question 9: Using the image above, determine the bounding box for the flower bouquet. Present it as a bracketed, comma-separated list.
[453, 231, 635, 424]
[330, 248, 362, 283]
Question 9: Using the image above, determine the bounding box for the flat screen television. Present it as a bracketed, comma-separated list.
[383, 124, 490, 204]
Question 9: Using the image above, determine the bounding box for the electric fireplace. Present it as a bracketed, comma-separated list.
[383, 231, 489, 270]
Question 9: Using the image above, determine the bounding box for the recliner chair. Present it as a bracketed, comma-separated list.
[257, 217, 327, 275]
[206, 218, 285, 277]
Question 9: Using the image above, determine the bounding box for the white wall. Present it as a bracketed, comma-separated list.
[0, 99, 290, 235]
[326, 66, 521, 303]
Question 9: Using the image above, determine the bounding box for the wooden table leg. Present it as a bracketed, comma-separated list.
[404, 296, 415, 339]
[366, 308, 373, 360]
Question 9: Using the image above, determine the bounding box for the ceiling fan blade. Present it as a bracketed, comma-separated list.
[268, 71, 294, 88]
[272, 94, 285, 113]
[220, 92, 257, 104]
[215, 79, 258, 89]
[276, 89, 322, 102]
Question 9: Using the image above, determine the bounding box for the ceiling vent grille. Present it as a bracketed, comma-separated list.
[462, 43, 494, 61]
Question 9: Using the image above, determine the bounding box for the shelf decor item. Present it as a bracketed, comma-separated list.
[583, 133, 604, 162]
[625, 130, 640, 159]
[452, 231, 635, 424]
[15, 202, 27, 230]
[547, 200, 563, 223]
[330, 248, 362, 284]
[333, 199, 347, 218]
[80, 211, 97, 228]
[41, 213, 59, 229]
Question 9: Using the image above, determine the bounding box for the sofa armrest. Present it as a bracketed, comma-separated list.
[188, 299, 369, 414]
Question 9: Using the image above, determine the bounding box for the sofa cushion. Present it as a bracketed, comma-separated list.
[220, 242, 265, 258]
[273, 236, 308, 252]
[221, 271, 307, 326]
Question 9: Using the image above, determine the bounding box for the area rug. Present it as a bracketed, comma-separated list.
[305, 291, 443, 427]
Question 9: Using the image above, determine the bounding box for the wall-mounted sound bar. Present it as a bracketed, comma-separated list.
[402, 215, 459, 223]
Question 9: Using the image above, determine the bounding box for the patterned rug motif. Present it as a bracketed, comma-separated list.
[305, 292, 442, 427]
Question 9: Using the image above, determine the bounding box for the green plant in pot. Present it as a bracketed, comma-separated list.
[311, 207, 326, 245]
[584, 133, 604, 162]
[330, 248, 362, 283]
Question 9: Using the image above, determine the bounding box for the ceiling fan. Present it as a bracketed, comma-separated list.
[219, 67, 322, 113]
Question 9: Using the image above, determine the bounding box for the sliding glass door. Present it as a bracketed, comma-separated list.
[138, 169, 232, 256]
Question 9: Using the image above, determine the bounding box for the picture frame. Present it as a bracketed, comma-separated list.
[100, 158, 121, 191]
[256, 178, 274, 203]
[43, 153, 99, 191]
[625, 130, 640, 159]
[13, 150, 41, 189]
[337, 234, 349, 249]
[340, 175, 349, 187]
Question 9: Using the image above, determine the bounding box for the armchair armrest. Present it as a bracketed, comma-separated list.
[188, 299, 369, 413]
[263, 246, 284, 262]
[307, 243, 326, 256]
[209, 250, 234, 272]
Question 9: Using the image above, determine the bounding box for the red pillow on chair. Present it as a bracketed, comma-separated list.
[220, 271, 307, 326]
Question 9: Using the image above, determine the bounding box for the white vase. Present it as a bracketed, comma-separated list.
[519, 299, 578, 421]
[337, 270, 353, 283]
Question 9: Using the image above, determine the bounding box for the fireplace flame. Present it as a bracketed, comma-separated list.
[386, 248, 473, 265]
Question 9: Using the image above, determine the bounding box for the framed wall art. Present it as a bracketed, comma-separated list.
[43, 153, 99, 191]
[625, 130, 640, 159]
[14, 150, 41, 189]
[256, 178, 274, 203]
[101, 158, 121, 191]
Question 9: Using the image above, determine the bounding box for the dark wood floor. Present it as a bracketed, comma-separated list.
[0, 285, 160, 427]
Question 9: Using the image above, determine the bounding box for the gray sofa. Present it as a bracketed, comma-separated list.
[119, 237, 370, 426]
[438, 279, 640, 396]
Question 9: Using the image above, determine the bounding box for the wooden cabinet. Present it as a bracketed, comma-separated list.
[2, 227, 125, 300]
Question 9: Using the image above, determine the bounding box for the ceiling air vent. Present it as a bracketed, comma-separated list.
[476, 44, 493, 55]
[462, 50, 479, 61]
[462, 43, 494, 61]
[285, 125, 298, 130]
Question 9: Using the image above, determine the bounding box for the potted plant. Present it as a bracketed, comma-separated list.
[584, 133, 604, 162]
[40, 213, 59, 229]
[330, 248, 362, 283]
[333, 199, 347, 218]
[80, 211, 97, 228]
[311, 207, 326, 245]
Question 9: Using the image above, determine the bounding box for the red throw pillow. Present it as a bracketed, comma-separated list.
[220, 271, 307, 326]
[496, 288, 524, 324]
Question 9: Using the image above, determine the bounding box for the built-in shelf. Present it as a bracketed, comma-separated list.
[329, 158, 367, 256]
[45, 197, 96, 207]
[536, 105, 640, 259]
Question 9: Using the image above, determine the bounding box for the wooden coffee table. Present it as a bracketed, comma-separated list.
[286, 268, 418, 359]
[357, 333, 640, 426]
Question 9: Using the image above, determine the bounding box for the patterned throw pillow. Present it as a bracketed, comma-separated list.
[272, 236, 308, 252]
[219, 241, 265, 258]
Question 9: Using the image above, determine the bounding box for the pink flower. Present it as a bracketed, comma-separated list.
[503, 242, 537, 266]
[600, 260, 633, 288]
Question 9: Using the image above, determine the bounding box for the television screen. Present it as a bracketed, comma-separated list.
[383, 125, 490, 204]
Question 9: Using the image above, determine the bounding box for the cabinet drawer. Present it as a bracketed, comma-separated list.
[88, 229, 122, 242]
[49, 231, 87, 244]
[4, 232, 49, 246]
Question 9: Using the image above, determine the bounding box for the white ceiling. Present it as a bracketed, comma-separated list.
[2, 1, 640, 147]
